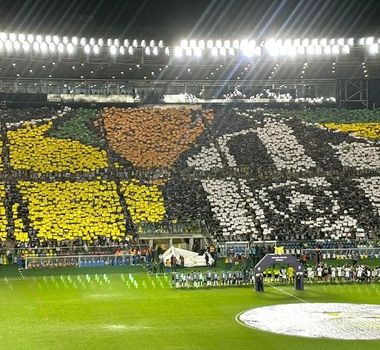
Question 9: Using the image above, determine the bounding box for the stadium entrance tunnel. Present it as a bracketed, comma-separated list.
[253, 254, 304, 291]
[238, 303, 380, 340]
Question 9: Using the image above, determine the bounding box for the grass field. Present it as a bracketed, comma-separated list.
[0, 265, 380, 350]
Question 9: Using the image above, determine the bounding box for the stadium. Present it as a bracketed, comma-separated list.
[1, 0, 380, 349]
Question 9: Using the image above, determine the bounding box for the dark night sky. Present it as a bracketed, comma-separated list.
[0, 0, 379, 41]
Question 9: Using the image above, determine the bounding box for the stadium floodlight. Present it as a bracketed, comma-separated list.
[72, 36, 78, 45]
[40, 42, 48, 53]
[311, 38, 318, 46]
[358, 37, 365, 45]
[181, 39, 188, 48]
[98, 38, 104, 46]
[297, 46, 306, 55]
[224, 40, 231, 48]
[150, 40, 155, 47]
[84, 44, 90, 54]
[332, 44, 340, 54]
[369, 43, 379, 55]
[240, 39, 249, 49]
[114, 39, 120, 47]
[284, 39, 292, 47]
[128, 46, 134, 55]
[110, 45, 117, 55]
[329, 38, 336, 45]
[0, 32, 7, 41]
[323, 45, 332, 55]
[141, 39, 146, 47]
[320, 38, 327, 47]
[220, 47, 226, 56]
[365, 37, 374, 45]
[49, 43, 56, 52]
[315, 45, 322, 55]
[89, 38, 95, 46]
[123, 39, 129, 47]
[280, 46, 287, 56]
[288, 46, 297, 57]
[232, 39, 240, 49]
[174, 46, 183, 57]
[293, 38, 301, 47]
[337, 38, 345, 46]
[67, 43, 75, 54]
[158, 40, 164, 48]
[93, 44, 99, 54]
[118, 46, 125, 54]
[242, 46, 254, 57]
[53, 35, 60, 44]
[216, 40, 222, 48]
[347, 38, 354, 46]
[18, 33, 26, 42]
[62, 36, 69, 44]
[13, 41, 20, 51]
[152, 46, 158, 55]
[228, 47, 235, 56]
[22, 41, 30, 52]
[211, 47, 218, 56]
[342, 44, 350, 54]
[302, 38, 309, 47]
[57, 43, 64, 53]
[254, 46, 262, 56]
[194, 47, 202, 57]
[145, 46, 151, 55]
[5, 40, 13, 51]
[198, 40, 205, 49]
[276, 39, 283, 47]
[45, 35, 52, 43]
[107, 38, 112, 46]
[306, 45, 315, 55]
[190, 39, 197, 48]
[185, 47, 192, 56]
[165, 47, 170, 55]
[9, 33, 17, 41]
[132, 39, 138, 47]
[36, 34, 43, 43]
[33, 42, 40, 52]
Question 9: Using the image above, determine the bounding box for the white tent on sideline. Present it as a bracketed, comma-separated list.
[160, 246, 214, 268]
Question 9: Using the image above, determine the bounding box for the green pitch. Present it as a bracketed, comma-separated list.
[0, 266, 379, 350]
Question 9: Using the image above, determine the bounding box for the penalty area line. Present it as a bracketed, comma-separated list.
[267, 284, 308, 303]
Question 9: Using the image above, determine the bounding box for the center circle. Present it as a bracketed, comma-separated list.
[238, 303, 380, 340]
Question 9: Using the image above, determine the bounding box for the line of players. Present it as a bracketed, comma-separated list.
[172, 270, 255, 288]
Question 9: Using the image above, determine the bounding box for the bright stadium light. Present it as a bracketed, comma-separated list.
[113, 39, 119, 47]
[33, 42, 40, 52]
[233, 39, 240, 49]
[9, 33, 17, 41]
[0, 32, 7, 41]
[194, 47, 202, 57]
[337, 38, 345, 46]
[79, 37, 86, 46]
[119, 46, 125, 54]
[207, 40, 213, 49]
[190, 39, 197, 48]
[297, 46, 306, 55]
[311, 38, 318, 46]
[323, 45, 332, 55]
[5, 40, 13, 51]
[181, 39, 188, 48]
[132, 39, 138, 47]
[145, 46, 151, 55]
[284, 39, 292, 47]
[98, 38, 104, 46]
[149, 40, 155, 47]
[306, 45, 315, 55]
[329, 38, 336, 45]
[174, 46, 183, 57]
[123, 39, 129, 47]
[211, 46, 218, 56]
[36, 34, 43, 43]
[288, 46, 297, 56]
[49, 43, 56, 52]
[347, 37, 354, 46]
[152, 46, 158, 55]
[45, 35, 52, 43]
[158, 40, 164, 48]
[72, 36, 78, 45]
[369, 43, 379, 54]
[220, 47, 226, 56]
[107, 38, 112, 46]
[216, 40, 222, 48]
[62, 36, 69, 44]
[315, 45, 322, 55]
[84, 44, 90, 54]
[67, 43, 75, 54]
[53, 35, 60, 44]
[365, 37, 374, 45]
[185, 47, 192, 56]
[141, 40, 146, 47]
[320, 38, 327, 47]
[302, 38, 309, 47]
[293, 38, 301, 47]
[13, 41, 20, 51]
[128, 46, 134, 55]
[342, 44, 350, 54]
[110, 45, 117, 55]
[242, 46, 254, 57]
[57, 43, 64, 53]
[164, 47, 170, 55]
[40, 42, 48, 53]
[228, 47, 235, 56]
[332, 44, 340, 54]
[93, 44, 100, 54]
[240, 39, 249, 49]
[198, 40, 205, 49]
[224, 40, 231, 48]
[18, 33, 26, 42]
[22, 41, 30, 52]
